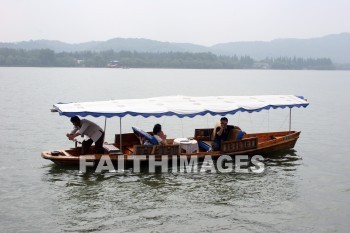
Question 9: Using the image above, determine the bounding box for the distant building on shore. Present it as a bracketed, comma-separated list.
[107, 60, 121, 68]
[253, 62, 270, 69]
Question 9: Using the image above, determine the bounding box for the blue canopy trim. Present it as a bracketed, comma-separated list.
[53, 104, 308, 118]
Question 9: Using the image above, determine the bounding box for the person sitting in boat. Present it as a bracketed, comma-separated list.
[153, 123, 167, 145]
[66, 116, 104, 155]
[211, 117, 241, 151]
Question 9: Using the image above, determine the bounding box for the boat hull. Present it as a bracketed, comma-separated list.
[41, 131, 301, 167]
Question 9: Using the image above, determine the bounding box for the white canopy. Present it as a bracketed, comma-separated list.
[53, 95, 309, 118]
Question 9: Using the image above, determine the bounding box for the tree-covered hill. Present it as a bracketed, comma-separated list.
[1, 33, 349, 64]
[0, 48, 335, 70]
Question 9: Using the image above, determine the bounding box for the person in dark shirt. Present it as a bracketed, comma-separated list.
[211, 117, 241, 151]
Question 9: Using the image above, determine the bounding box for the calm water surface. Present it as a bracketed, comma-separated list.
[0, 68, 349, 233]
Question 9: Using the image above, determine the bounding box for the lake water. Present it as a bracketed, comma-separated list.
[0, 67, 349, 233]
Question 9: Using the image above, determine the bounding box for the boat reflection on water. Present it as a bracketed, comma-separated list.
[264, 149, 302, 168]
[41, 138, 304, 232]
[41, 149, 303, 232]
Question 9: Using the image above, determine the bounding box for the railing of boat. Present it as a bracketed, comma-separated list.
[220, 137, 258, 153]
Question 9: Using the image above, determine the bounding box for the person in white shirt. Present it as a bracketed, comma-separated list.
[66, 116, 104, 155]
[152, 123, 167, 145]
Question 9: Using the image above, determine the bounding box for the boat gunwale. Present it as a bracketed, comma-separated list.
[41, 130, 300, 165]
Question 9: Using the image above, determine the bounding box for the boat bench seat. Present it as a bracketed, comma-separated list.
[133, 144, 180, 155]
[194, 128, 214, 141]
[221, 137, 258, 153]
[103, 144, 120, 154]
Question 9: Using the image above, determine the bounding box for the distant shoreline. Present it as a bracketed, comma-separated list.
[1, 48, 346, 70]
[1, 66, 349, 71]
[1, 33, 349, 65]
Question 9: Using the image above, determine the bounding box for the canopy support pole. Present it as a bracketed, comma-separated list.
[119, 117, 122, 150]
[289, 108, 292, 131]
[267, 110, 269, 131]
[103, 117, 107, 141]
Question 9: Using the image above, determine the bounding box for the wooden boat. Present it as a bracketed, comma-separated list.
[41, 95, 309, 166]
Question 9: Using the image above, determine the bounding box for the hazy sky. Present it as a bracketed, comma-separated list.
[1, 0, 349, 46]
